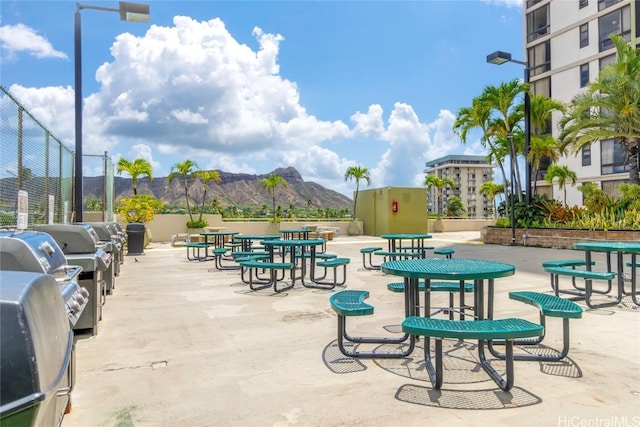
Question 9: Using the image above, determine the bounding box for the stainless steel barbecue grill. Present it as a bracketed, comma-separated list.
[0, 271, 75, 426]
[86, 222, 121, 293]
[34, 224, 112, 336]
[0, 230, 89, 327]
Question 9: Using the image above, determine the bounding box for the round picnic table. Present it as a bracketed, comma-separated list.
[573, 241, 640, 307]
[380, 233, 432, 257]
[279, 229, 311, 240]
[261, 238, 326, 287]
[233, 234, 279, 252]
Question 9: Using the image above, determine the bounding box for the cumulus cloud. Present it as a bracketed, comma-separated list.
[0, 23, 68, 60]
[481, 0, 522, 7]
[6, 15, 483, 196]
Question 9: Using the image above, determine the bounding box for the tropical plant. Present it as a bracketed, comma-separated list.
[478, 181, 504, 219]
[558, 34, 640, 184]
[118, 194, 163, 223]
[424, 175, 455, 218]
[168, 160, 199, 222]
[259, 174, 287, 222]
[344, 165, 371, 219]
[194, 169, 221, 225]
[445, 196, 466, 218]
[544, 164, 578, 205]
[116, 157, 153, 195]
[85, 195, 103, 211]
[578, 182, 614, 212]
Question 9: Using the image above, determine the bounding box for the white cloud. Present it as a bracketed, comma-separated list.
[5, 15, 485, 196]
[481, 0, 523, 8]
[0, 23, 67, 60]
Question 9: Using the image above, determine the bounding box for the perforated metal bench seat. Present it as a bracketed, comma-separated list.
[360, 247, 383, 270]
[493, 291, 584, 362]
[329, 290, 373, 317]
[402, 317, 544, 391]
[543, 266, 615, 281]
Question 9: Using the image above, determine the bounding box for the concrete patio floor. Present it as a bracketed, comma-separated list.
[61, 232, 640, 427]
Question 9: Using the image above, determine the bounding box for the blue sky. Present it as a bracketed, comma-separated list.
[1, 0, 524, 197]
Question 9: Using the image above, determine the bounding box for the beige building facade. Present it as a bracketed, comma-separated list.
[424, 155, 494, 218]
[525, 0, 639, 205]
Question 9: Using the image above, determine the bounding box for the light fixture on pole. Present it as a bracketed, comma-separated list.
[507, 133, 516, 246]
[486, 50, 532, 207]
[74, 1, 150, 222]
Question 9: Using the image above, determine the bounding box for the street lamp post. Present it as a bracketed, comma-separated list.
[486, 50, 532, 207]
[507, 133, 516, 246]
[74, 1, 150, 222]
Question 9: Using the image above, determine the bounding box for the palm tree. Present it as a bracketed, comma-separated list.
[424, 175, 455, 218]
[116, 157, 153, 195]
[545, 164, 577, 205]
[454, 96, 510, 193]
[479, 181, 504, 219]
[194, 170, 221, 223]
[558, 34, 640, 184]
[481, 79, 528, 199]
[344, 165, 371, 219]
[525, 94, 566, 193]
[168, 159, 199, 222]
[259, 174, 287, 222]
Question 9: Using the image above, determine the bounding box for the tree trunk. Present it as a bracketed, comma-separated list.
[628, 144, 640, 184]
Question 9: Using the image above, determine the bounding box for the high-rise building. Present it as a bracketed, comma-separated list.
[424, 155, 495, 218]
[525, 0, 639, 205]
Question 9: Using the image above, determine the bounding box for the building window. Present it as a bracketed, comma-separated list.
[579, 23, 589, 47]
[528, 41, 551, 76]
[598, 0, 622, 11]
[601, 139, 629, 174]
[601, 179, 625, 197]
[598, 5, 631, 52]
[527, 0, 542, 6]
[579, 0, 588, 8]
[532, 77, 551, 97]
[599, 53, 616, 69]
[580, 63, 590, 87]
[527, 4, 549, 42]
[582, 146, 591, 166]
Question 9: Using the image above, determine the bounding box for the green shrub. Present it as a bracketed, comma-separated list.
[186, 219, 208, 228]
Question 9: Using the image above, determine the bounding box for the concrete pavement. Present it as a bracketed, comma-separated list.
[61, 232, 640, 427]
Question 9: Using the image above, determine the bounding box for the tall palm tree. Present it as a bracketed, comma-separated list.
[259, 174, 287, 222]
[168, 159, 199, 222]
[344, 165, 371, 219]
[454, 96, 510, 195]
[194, 170, 221, 223]
[116, 157, 153, 195]
[424, 175, 455, 218]
[525, 94, 566, 193]
[558, 34, 640, 184]
[481, 79, 528, 199]
[545, 164, 577, 205]
[478, 181, 504, 219]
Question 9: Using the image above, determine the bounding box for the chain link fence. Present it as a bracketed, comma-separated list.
[1, 85, 114, 228]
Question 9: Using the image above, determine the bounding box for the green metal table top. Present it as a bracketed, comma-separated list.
[573, 241, 640, 253]
[261, 239, 325, 247]
[381, 258, 515, 280]
[234, 235, 280, 240]
[380, 233, 432, 240]
[200, 231, 239, 236]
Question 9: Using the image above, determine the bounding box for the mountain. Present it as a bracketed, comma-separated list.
[85, 167, 352, 210]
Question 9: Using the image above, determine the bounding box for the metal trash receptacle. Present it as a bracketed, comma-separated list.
[126, 223, 145, 255]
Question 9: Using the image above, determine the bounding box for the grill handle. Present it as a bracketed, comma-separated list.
[53, 265, 83, 283]
[56, 331, 75, 397]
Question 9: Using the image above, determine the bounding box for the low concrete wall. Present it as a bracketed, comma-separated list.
[482, 226, 640, 249]
[429, 218, 494, 233]
[112, 215, 494, 242]
[124, 215, 352, 242]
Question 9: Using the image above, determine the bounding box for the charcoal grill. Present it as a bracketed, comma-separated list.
[0, 271, 75, 426]
[34, 224, 112, 336]
[0, 230, 89, 327]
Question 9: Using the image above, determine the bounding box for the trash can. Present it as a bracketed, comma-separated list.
[126, 223, 145, 255]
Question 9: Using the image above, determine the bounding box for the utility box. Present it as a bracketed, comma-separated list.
[356, 187, 428, 236]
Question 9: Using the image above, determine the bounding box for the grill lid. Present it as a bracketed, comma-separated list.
[0, 271, 73, 416]
[0, 230, 77, 278]
[33, 224, 99, 254]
